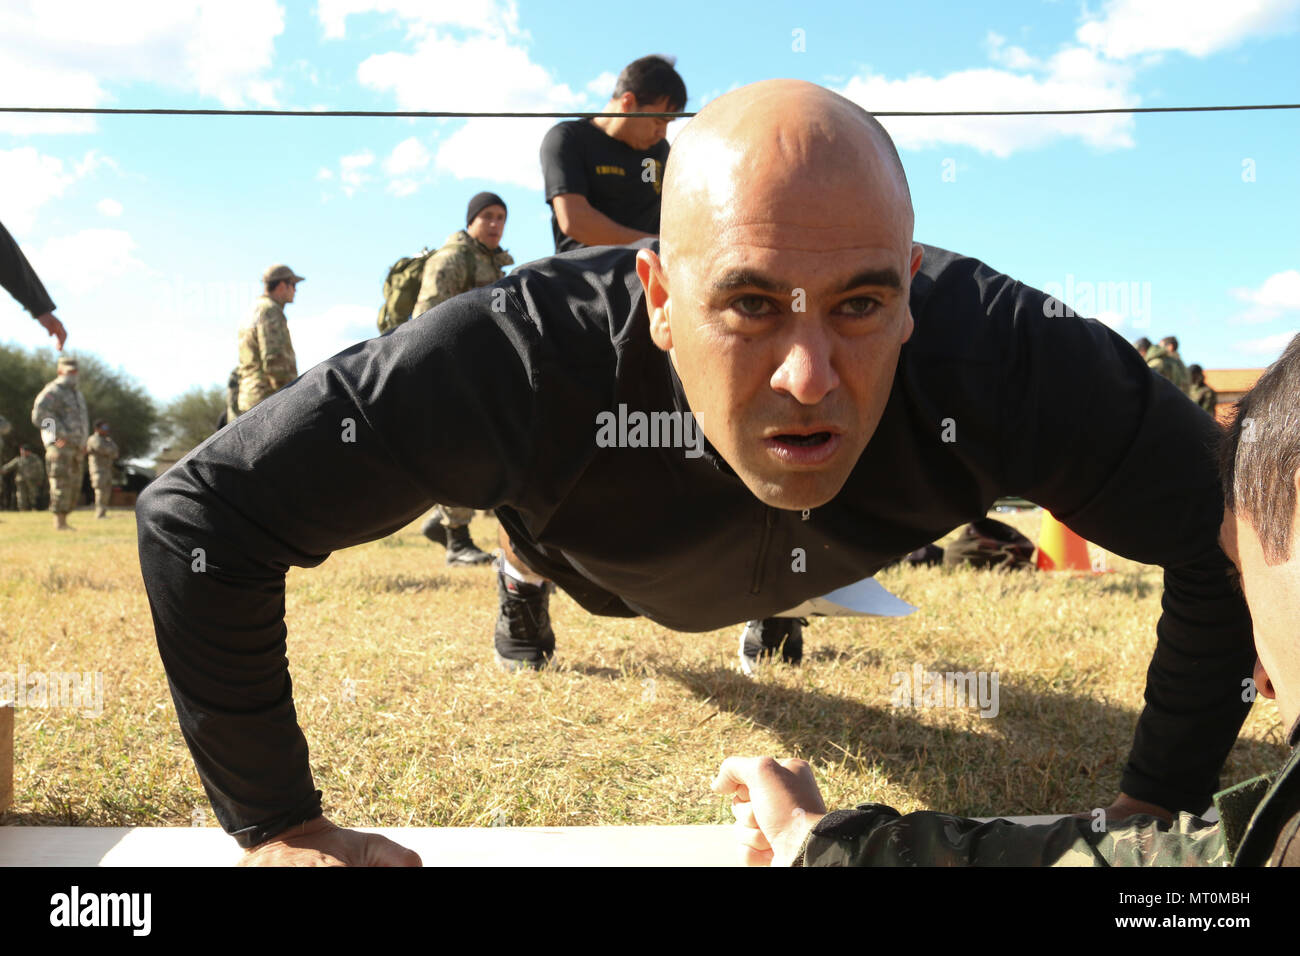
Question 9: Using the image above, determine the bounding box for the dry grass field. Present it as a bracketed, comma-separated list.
[0, 505, 1287, 832]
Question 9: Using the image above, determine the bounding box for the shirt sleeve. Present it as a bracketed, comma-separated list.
[0, 219, 56, 317]
[797, 804, 1228, 866]
[136, 292, 542, 847]
[540, 123, 589, 202]
[926, 250, 1255, 813]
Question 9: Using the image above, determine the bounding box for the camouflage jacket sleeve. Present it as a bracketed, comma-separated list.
[414, 246, 473, 316]
[0, 456, 17, 475]
[796, 805, 1228, 867]
[256, 304, 297, 389]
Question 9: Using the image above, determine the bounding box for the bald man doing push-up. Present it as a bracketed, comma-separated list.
[138, 80, 1251, 865]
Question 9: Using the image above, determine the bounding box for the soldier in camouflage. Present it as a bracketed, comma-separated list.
[414, 193, 513, 566]
[1188, 363, 1218, 416]
[714, 339, 1300, 868]
[1134, 335, 1191, 394]
[1, 443, 46, 510]
[31, 354, 89, 530]
[412, 192, 513, 318]
[234, 265, 304, 417]
[85, 419, 120, 518]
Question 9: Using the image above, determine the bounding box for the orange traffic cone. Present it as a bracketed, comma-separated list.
[1036, 511, 1095, 572]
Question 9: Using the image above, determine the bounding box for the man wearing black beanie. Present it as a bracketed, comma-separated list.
[411, 192, 514, 565]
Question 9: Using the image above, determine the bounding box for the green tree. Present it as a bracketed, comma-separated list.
[156, 385, 226, 456]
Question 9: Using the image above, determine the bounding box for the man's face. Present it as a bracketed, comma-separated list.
[620, 95, 675, 151]
[643, 168, 919, 510]
[274, 280, 297, 304]
[467, 205, 507, 249]
[1221, 504, 1300, 731]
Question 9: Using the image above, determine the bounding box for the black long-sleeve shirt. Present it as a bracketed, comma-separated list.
[0, 220, 55, 317]
[137, 243, 1255, 848]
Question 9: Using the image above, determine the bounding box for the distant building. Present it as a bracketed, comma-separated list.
[1204, 369, 1263, 425]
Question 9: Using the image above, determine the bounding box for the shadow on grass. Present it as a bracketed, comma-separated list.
[658, 664, 1286, 816]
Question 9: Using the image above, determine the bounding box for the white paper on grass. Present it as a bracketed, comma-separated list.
[776, 576, 916, 619]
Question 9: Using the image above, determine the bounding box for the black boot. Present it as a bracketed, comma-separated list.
[493, 570, 555, 671]
[421, 515, 448, 547]
[738, 617, 805, 676]
[445, 523, 493, 566]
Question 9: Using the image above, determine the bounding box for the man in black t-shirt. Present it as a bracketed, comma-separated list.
[540, 55, 685, 254]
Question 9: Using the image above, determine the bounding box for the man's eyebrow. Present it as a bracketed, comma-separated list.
[710, 267, 904, 296]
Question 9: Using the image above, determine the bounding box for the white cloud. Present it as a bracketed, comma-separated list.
[338, 150, 375, 197]
[0, 0, 285, 136]
[839, 44, 1139, 157]
[986, 31, 1043, 70]
[434, 117, 553, 189]
[382, 136, 432, 197]
[1076, 0, 1300, 59]
[1233, 270, 1300, 309]
[586, 71, 617, 99]
[0, 147, 78, 233]
[347, 19, 589, 188]
[1235, 329, 1300, 357]
[384, 137, 431, 176]
[1229, 270, 1300, 324]
[96, 198, 123, 217]
[288, 303, 377, 370]
[29, 228, 143, 295]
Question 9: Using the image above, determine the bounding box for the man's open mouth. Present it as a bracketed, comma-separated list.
[772, 431, 834, 447]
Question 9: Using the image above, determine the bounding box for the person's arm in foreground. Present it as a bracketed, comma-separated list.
[713, 757, 1228, 866]
[0, 219, 66, 349]
[137, 296, 538, 865]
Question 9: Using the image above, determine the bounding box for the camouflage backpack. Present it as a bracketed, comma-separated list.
[377, 250, 432, 333]
[943, 517, 1037, 571]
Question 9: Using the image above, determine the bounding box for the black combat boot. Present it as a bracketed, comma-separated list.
[445, 523, 494, 566]
[738, 617, 805, 676]
[421, 514, 448, 547]
[493, 570, 555, 671]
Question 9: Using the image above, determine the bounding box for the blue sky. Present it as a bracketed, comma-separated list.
[2, 0, 1298, 402]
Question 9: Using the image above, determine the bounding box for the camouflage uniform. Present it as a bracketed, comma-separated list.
[797, 742, 1300, 866]
[412, 230, 513, 319]
[235, 295, 297, 415]
[1189, 383, 1218, 415]
[1, 452, 45, 509]
[412, 230, 512, 533]
[1145, 345, 1191, 394]
[31, 373, 89, 514]
[85, 432, 120, 514]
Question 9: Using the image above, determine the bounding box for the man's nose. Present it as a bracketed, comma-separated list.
[770, 325, 840, 405]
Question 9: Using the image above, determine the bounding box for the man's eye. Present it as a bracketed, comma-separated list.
[838, 296, 881, 316]
[733, 295, 774, 316]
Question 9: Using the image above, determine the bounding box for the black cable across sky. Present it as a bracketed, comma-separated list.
[0, 103, 1298, 119]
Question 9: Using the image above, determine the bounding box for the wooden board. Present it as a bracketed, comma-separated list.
[0, 816, 1073, 867]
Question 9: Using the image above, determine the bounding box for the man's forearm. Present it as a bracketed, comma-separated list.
[564, 205, 654, 247]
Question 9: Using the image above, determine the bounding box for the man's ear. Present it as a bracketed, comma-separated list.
[636, 248, 673, 352]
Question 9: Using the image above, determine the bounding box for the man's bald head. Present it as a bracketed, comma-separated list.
[636, 80, 924, 511]
[660, 80, 913, 269]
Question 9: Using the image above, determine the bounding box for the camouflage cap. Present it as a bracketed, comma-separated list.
[263, 264, 305, 285]
[57, 355, 78, 369]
